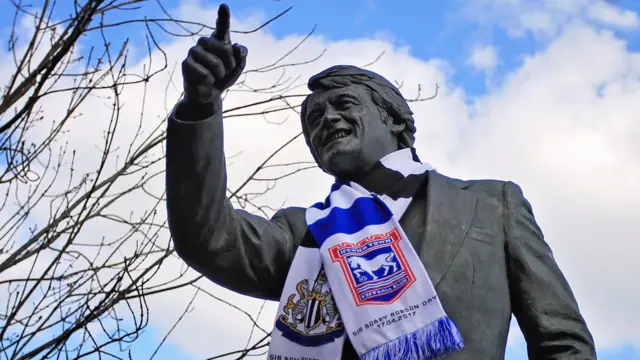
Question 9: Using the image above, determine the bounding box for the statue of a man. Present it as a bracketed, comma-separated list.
[166, 4, 596, 359]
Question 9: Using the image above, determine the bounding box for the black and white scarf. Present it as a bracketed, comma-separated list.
[268, 148, 464, 359]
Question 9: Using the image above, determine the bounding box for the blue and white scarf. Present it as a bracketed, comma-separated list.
[268, 148, 464, 360]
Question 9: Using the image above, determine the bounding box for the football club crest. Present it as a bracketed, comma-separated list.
[275, 267, 344, 347]
[328, 228, 415, 306]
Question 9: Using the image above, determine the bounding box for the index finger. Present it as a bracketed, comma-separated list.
[212, 3, 231, 44]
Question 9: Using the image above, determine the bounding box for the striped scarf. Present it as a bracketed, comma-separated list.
[268, 148, 464, 359]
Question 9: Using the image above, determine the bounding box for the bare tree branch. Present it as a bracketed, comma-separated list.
[0, 1, 438, 358]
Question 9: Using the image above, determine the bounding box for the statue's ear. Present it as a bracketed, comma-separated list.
[383, 111, 405, 135]
[390, 121, 405, 135]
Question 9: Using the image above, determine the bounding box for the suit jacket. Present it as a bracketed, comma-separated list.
[165, 102, 596, 359]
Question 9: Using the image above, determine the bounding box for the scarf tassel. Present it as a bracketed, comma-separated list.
[361, 317, 465, 360]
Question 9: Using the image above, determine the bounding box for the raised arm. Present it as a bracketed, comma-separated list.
[165, 4, 305, 300]
[503, 181, 596, 359]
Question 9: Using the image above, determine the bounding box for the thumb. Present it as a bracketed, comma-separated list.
[232, 43, 248, 69]
[223, 44, 248, 86]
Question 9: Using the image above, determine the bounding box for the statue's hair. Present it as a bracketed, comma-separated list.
[300, 65, 417, 153]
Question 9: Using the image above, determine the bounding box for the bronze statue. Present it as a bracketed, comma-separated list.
[166, 4, 596, 359]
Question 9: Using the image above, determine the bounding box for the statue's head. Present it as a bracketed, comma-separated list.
[301, 65, 416, 181]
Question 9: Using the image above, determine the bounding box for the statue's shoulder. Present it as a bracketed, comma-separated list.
[277, 206, 306, 220]
[430, 171, 513, 199]
[273, 206, 308, 236]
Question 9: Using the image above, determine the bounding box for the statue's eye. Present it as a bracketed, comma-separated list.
[337, 100, 354, 110]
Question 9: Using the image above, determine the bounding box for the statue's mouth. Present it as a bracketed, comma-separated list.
[323, 128, 353, 148]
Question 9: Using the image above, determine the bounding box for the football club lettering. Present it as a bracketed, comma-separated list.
[328, 228, 415, 306]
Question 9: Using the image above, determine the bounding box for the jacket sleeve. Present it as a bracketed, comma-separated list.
[165, 100, 306, 301]
[503, 181, 596, 359]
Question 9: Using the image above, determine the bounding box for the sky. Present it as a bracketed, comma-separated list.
[1, 0, 639, 359]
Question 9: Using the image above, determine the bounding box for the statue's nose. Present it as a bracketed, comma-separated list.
[321, 108, 341, 125]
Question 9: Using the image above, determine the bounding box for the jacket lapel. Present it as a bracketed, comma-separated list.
[422, 171, 476, 287]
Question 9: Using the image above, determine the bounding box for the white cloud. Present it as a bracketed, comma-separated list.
[463, 0, 639, 37]
[2, 1, 639, 359]
[586, 1, 640, 29]
[448, 22, 640, 349]
[468, 44, 499, 71]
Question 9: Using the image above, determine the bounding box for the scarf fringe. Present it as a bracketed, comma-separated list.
[361, 316, 465, 360]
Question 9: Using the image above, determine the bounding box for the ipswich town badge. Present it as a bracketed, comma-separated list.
[275, 267, 345, 346]
[329, 228, 416, 306]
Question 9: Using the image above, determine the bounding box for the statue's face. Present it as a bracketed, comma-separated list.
[304, 84, 399, 181]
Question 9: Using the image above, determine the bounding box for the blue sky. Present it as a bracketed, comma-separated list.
[1, 0, 639, 359]
[65, 0, 639, 96]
